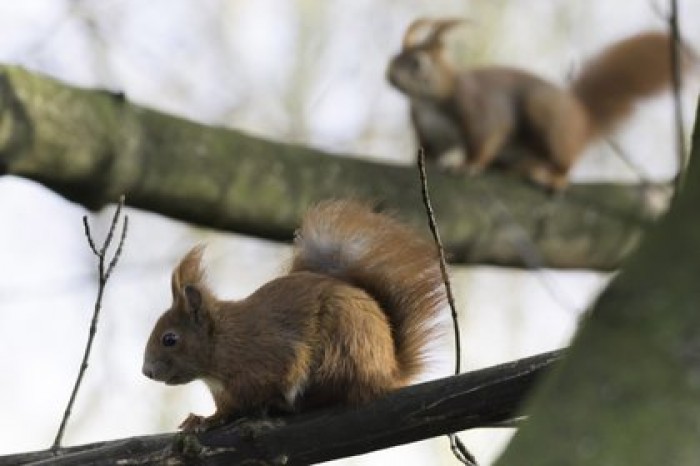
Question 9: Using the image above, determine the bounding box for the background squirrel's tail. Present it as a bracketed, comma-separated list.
[291, 200, 445, 382]
[571, 31, 696, 137]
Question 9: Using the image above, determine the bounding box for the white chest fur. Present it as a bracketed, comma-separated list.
[203, 376, 226, 396]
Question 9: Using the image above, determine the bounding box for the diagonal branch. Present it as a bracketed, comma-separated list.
[0, 64, 665, 270]
[0, 350, 563, 466]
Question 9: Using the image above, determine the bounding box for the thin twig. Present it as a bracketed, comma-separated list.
[417, 149, 462, 376]
[649, 0, 668, 21]
[668, 0, 687, 192]
[605, 139, 675, 201]
[451, 435, 478, 465]
[471, 178, 581, 315]
[418, 148, 462, 375]
[105, 216, 129, 281]
[605, 138, 654, 185]
[417, 149, 476, 466]
[100, 195, 126, 256]
[82, 217, 99, 257]
[52, 195, 129, 451]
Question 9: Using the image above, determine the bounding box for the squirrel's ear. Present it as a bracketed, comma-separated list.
[171, 245, 206, 299]
[171, 270, 180, 300]
[171, 246, 212, 324]
[403, 18, 433, 49]
[183, 284, 203, 323]
[403, 18, 466, 50]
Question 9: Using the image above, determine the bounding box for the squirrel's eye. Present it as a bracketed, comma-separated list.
[403, 54, 422, 73]
[161, 332, 179, 347]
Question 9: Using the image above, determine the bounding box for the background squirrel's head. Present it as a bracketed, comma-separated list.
[142, 246, 216, 385]
[386, 18, 464, 101]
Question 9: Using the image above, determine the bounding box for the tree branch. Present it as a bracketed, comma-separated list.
[495, 98, 700, 465]
[0, 65, 664, 270]
[0, 350, 563, 466]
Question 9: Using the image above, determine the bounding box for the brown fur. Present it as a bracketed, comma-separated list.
[142, 200, 445, 431]
[387, 19, 696, 191]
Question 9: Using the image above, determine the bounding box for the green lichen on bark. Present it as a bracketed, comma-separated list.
[497, 98, 700, 465]
[0, 64, 662, 269]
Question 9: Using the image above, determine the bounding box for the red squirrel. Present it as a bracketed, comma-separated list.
[387, 18, 696, 190]
[142, 200, 445, 432]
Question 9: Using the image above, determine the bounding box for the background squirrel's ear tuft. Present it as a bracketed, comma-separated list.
[402, 17, 466, 50]
[402, 18, 434, 49]
[171, 245, 206, 299]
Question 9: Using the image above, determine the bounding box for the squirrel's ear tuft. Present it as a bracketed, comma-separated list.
[402, 18, 465, 50]
[171, 246, 214, 323]
[171, 245, 206, 299]
[403, 18, 434, 49]
[183, 284, 203, 322]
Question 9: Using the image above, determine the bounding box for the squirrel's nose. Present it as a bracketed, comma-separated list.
[142, 361, 155, 379]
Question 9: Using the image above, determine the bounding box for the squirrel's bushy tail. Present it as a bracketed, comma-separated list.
[291, 200, 445, 382]
[572, 31, 696, 137]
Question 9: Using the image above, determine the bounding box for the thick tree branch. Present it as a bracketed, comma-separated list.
[0, 350, 562, 466]
[496, 99, 700, 465]
[0, 65, 664, 270]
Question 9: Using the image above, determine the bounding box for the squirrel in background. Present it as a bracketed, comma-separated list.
[142, 200, 445, 432]
[387, 18, 697, 190]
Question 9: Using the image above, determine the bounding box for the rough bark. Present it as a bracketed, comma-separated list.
[0, 350, 562, 466]
[496, 99, 700, 465]
[0, 65, 664, 270]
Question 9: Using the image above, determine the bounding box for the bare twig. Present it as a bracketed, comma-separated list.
[605, 138, 654, 185]
[417, 149, 462, 376]
[82, 217, 99, 257]
[417, 149, 476, 466]
[105, 208, 129, 281]
[100, 197, 125, 257]
[649, 0, 668, 21]
[451, 435, 477, 465]
[471, 178, 581, 315]
[668, 0, 687, 192]
[52, 195, 129, 450]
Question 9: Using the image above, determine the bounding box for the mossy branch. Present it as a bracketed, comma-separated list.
[0, 65, 664, 270]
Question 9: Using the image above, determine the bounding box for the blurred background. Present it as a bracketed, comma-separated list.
[0, 1, 698, 464]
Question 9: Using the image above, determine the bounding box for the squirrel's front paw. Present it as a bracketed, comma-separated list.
[179, 413, 228, 432]
[179, 413, 206, 432]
